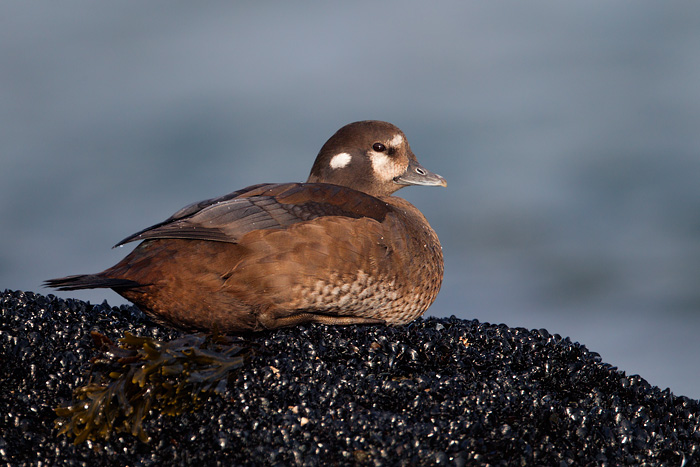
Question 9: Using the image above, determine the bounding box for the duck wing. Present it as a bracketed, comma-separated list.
[114, 182, 391, 246]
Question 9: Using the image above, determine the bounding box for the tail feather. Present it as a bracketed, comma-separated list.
[44, 274, 142, 291]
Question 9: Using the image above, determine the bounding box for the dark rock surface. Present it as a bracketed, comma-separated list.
[1, 289, 699, 466]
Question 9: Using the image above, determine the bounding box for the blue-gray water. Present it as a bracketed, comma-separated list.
[2, 2, 699, 398]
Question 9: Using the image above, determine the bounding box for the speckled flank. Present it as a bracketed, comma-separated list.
[288, 206, 443, 325]
[291, 271, 436, 325]
[292, 272, 392, 311]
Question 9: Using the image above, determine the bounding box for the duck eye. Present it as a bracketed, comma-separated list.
[372, 142, 386, 152]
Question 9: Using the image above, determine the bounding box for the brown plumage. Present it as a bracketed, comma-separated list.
[46, 121, 447, 332]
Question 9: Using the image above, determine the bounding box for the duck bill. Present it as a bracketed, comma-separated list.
[393, 159, 447, 187]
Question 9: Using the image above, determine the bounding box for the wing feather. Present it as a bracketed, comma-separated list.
[114, 183, 391, 246]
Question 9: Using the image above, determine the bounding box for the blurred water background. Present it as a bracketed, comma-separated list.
[2, 2, 699, 398]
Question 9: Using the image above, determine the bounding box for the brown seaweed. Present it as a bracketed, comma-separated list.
[55, 331, 251, 444]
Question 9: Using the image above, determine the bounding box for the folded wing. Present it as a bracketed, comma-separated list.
[114, 183, 392, 246]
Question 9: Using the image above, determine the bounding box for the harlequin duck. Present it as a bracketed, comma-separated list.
[46, 120, 447, 332]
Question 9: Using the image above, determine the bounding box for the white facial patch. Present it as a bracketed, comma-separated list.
[370, 152, 401, 182]
[329, 152, 352, 169]
[389, 133, 404, 147]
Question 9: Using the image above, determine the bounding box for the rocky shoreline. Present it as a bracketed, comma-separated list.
[1, 289, 699, 465]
